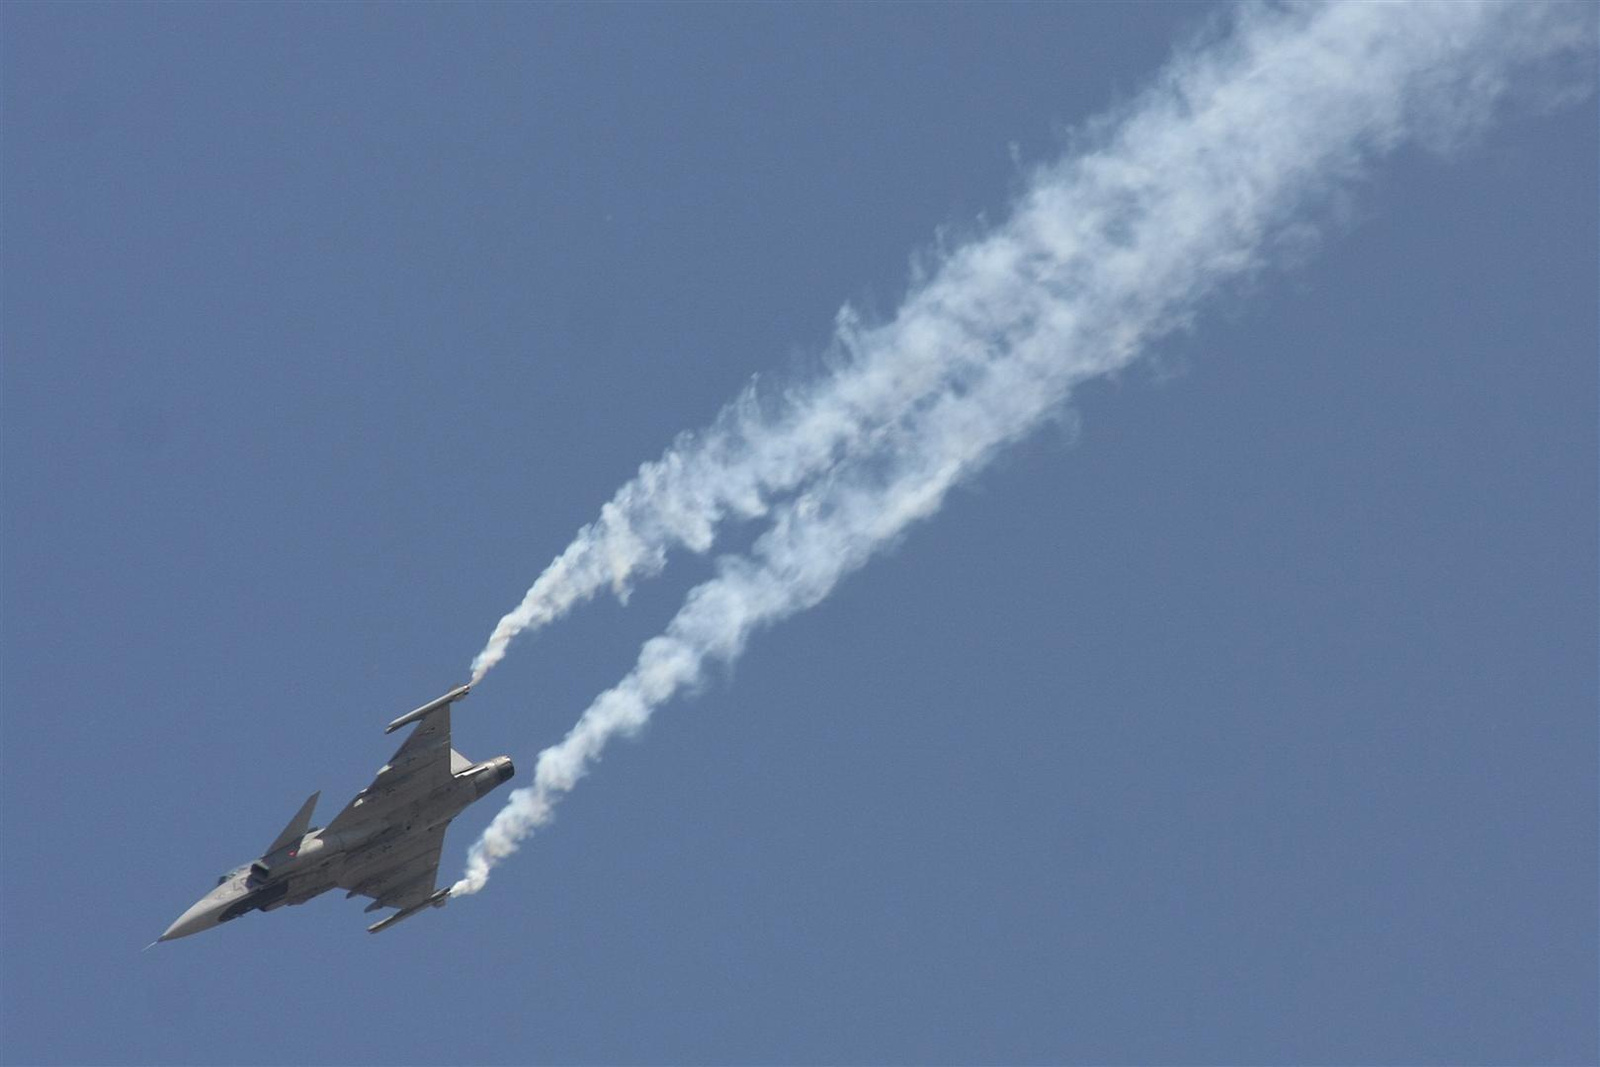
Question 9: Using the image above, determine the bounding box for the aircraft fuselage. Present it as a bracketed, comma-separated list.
[158, 688, 511, 942]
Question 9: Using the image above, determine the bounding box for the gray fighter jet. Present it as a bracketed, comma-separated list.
[158, 683, 512, 941]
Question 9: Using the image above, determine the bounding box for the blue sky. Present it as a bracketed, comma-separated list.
[2, 4, 1594, 1065]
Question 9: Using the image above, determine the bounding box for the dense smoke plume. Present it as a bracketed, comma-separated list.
[455, 2, 1595, 895]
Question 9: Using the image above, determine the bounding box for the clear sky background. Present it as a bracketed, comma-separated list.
[2, 4, 1594, 1065]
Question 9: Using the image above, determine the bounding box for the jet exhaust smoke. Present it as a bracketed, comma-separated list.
[455, 1, 1595, 895]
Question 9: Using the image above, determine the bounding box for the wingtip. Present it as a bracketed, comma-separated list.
[386, 682, 474, 733]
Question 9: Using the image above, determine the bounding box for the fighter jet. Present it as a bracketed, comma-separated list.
[157, 683, 512, 941]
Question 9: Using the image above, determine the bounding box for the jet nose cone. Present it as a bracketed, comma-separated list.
[159, 896, 221, 942]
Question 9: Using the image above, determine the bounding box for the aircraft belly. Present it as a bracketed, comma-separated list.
[338, 827, 442, 887]
[283, 875, 337, 907]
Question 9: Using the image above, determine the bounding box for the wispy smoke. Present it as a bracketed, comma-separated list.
[455, 1, 1595, 895]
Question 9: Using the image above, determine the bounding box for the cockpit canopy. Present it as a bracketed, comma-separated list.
[216, 864, 250, 887]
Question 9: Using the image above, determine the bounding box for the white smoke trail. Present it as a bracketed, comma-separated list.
[455, 1, 1595, 893]
[468, 0, 1592, 686]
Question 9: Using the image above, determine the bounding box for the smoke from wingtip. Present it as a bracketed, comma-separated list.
[455, 1, 1595, 892]
[466, 292, 985, 684]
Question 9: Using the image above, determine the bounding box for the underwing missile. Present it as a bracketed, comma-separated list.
[366, 888, 451, 934]
[385, 683, 471, 734]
